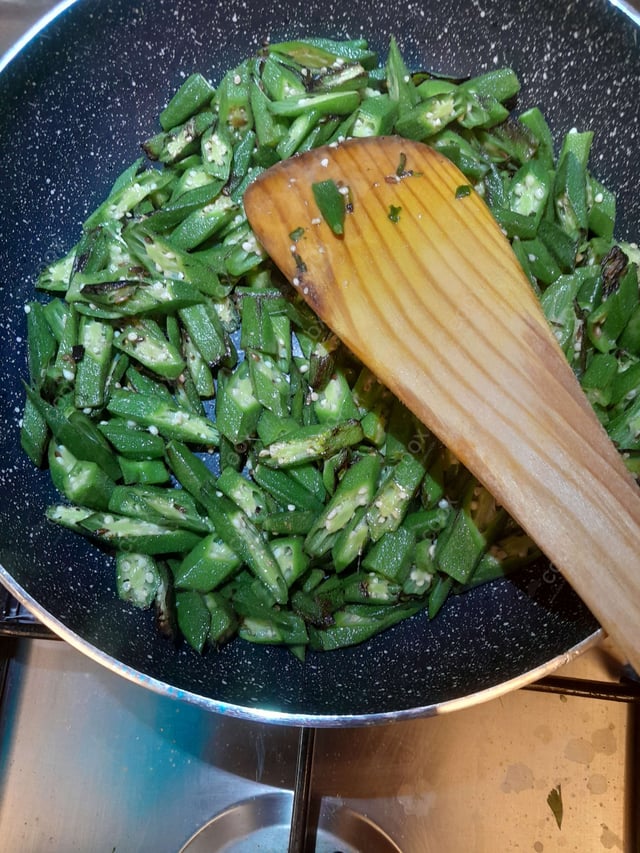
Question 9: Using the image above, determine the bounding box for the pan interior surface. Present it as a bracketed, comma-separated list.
[0, 0, 637, 723]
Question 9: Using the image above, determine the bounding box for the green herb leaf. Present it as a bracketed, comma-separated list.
[312, 179, 346, 236]
[396, 152, 407, 177]
[547, 784, 563, 829]
[455, 184, 472, 199]
[289, 226, 305, 242]
[388, 205, 402, 223]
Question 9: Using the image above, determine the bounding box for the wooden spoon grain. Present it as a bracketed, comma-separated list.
[243, 135, 640, 674]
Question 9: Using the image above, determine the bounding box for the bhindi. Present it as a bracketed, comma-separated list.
[22, 36, 640, 660]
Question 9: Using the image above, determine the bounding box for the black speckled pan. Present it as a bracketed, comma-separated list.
[0, 0, 638, 726]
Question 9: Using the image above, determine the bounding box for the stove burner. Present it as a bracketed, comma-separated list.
[179, 791, 402, 853]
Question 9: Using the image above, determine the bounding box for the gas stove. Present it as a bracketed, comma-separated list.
[0, 588, 638, 852]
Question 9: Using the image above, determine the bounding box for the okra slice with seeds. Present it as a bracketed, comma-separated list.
[305, 453, 381, 557]
[199, 487, 289, 605]
[258, 419, 364, 468]
[48, 439, 116, 510]
[113, 318, 185, 380]
[107, 388, 219, 445]
[116, 552, 163, 608]
[46, 506, 202, 555]
[108, 484, 213, 533]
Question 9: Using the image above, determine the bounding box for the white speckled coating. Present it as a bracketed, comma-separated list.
[0, 0, 637, 724]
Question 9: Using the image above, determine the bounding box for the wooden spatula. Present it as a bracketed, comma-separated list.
[243, 135, 640, 673]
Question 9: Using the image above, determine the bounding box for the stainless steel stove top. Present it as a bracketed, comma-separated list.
[1, 621, 638, 852]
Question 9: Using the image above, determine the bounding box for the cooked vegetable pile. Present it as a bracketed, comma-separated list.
[21, 37, 640, 658]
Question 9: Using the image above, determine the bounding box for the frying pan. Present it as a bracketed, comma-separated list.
[0, 0, 638, 726]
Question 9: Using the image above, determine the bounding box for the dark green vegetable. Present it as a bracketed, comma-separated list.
[22, 36, 640, 659]
[311, 179, 347, 235]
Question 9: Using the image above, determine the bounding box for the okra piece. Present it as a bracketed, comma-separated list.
[169, 194, 239, 251]
[270, 90, 360, 118]
[173, 533, 242, 592]
[204, 591, 239, 645]
[25, 301, 57, 391]
[271, 537, 310, 587]
[84, 169, 174, 229]
[238, 611, 308, 646]
[217, 62, 253, 135]
[342, 573, 402, 605]
[252, 464, 325, 514]
[313, 368, 361, 423]
[176, 590, 211, 653]
[427, 575, 453, 620]
[352, 94, 398, 137]
[143, 111, 215, 164]
[260, 509, 316, 536]
[116, 552, 162, 608]
[331, 506, 370, 572]
[247, 351, 290, 417]
[164, 439, 217, 503]
[160, 72, 215, 131]
[394, 91, 463, 140]
[108, 483, 213, 533]
[179, 302, 233, 369]
[48, 439, 116, 510]
[199, 487, 289, 604]
[554, 146, 589, 238]
[201, 123, 234, 181]
[250, 80, 286, 149]
[258, 419, 364, 468]
[215, 361, 262, 444]
[588, 175, 616, 240]
[20, 395, 49, 467]
[25, 386, 121, 481]
[308, 600, 425, 651]
[587, 259, 638, 354]
[365, 453, 429, 541]
[216, 467, 273, 521]
[311, 179, 347, 236]
[434, 480, 503, 583]
[113, 318, 184, 380]
[305, 453, 381, 557]
[119, 457, 170, 485]
[46, 506, 202, 555]
[107, 388, 219, 445]
[385, 36, 419, 117]
[361, 525, 416, 583]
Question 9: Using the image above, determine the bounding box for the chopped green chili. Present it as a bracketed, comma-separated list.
[311, 178, 347, 235]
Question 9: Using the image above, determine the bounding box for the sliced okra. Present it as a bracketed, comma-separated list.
[107, 388, 219, 445]
[48, 439, 116, 510]
[259, 419, 364, 468]
[199, 487, 288, 605]
[160, 72, 215, 131]
[113, 318, 185, 380]
[116, 551, 163, 609]
[25, 386, 121, 481]
[176, 590, 211, 653]
[25, 301, 57, 391]
[305, 453, 381, 557]
[173, 533, 243, 592]
[143, 111, 215, 165]
[308, 600, 425, 651]
[108, 483, 213, 533]
[46, 506, 202, 555]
